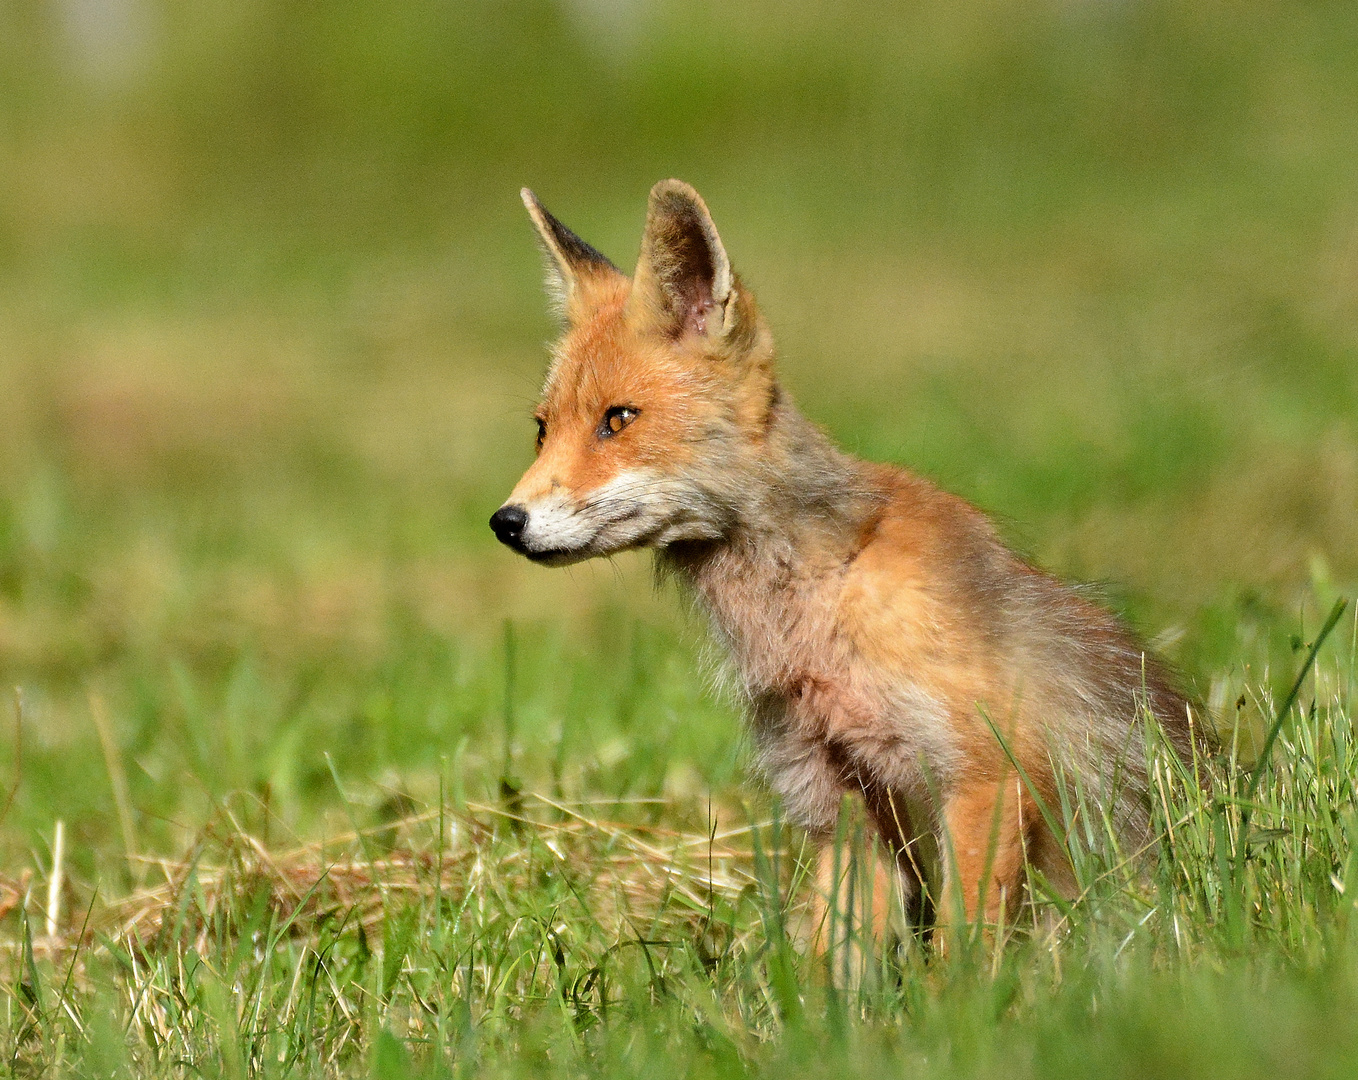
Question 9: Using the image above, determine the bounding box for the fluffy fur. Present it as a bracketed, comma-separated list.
[492, 180, 1200, 939]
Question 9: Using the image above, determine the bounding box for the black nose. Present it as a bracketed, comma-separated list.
[489, 504, 529, 547]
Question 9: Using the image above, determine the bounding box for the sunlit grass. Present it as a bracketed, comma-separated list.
[3, 603, 1357, 1078]
[2, 0, 1358, 1074]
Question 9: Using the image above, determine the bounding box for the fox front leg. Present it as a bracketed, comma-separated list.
[805, 797, 928, 978]
[934, 775, 1034, 950]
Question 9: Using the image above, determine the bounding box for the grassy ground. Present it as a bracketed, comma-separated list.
[2, 0, 1358, 1075]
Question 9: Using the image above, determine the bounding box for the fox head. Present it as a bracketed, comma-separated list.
[490, 180, 778, 565]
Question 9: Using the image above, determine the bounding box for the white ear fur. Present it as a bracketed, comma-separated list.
[521, 188, 617, 315]
[635, 179, 734, 338]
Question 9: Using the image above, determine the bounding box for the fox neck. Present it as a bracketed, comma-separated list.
[658, 389, 880, 654]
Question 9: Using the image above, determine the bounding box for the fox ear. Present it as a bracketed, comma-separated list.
[521, 188, 618, 315]
[633, 179, 734, 339]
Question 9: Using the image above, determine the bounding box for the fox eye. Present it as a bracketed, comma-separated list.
[600, 406, 639, 438]
[534, 417, 547, 452]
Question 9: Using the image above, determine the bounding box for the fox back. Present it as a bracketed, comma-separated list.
[492, 180, 1200, 937]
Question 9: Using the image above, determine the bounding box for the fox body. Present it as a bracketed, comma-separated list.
[492, 180, 1197, 935]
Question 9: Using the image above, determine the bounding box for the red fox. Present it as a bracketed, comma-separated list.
[491, 180, 1199, 943]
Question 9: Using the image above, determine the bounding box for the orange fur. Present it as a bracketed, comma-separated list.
[492, 181, 1202, 951]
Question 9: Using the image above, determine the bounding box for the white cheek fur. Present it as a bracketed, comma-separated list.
[519, 489, 602, 553]
[518, 468, 725, 556]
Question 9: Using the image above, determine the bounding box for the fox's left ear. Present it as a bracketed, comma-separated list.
[522, 188, 619, 316]
[632, 180, 737, 340]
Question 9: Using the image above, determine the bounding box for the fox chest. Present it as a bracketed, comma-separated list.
[692, 559, 958, 830]
[695, 556, 844, 703]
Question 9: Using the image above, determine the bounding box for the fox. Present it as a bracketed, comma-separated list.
[490, 179, 1201, 944]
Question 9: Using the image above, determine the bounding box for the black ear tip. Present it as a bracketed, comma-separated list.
[521, 189, 618, 275]
[648, 180, 715, 231]
[651, 178, 696, 197]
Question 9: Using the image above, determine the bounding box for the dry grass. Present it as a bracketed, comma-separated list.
[95, 796, 769, 954]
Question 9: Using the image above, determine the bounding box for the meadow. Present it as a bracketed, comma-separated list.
[1, 0, 1358, 1075]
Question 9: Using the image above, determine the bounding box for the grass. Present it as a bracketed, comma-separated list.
[2, 0, 1358, 1075]
[5, 609, 1358, 1079]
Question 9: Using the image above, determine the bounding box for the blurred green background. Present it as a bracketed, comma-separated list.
[1, 0, 1356, 881]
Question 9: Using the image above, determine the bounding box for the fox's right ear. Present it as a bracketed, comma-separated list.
[521, 188, 618, 316]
